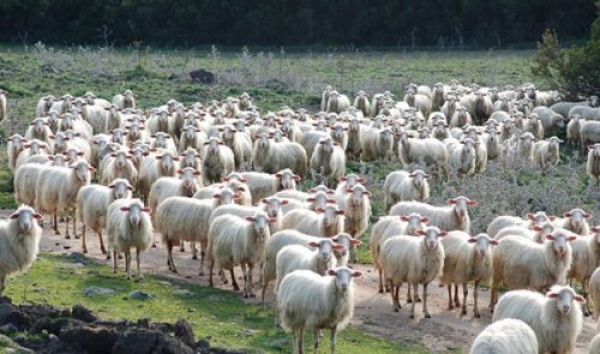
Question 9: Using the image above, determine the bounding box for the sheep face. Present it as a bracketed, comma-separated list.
[65, 148, 83, 162]
[417, 227, 447, 250]
[331, 124, 346, 141]
[120, 200, 149, 229]
[468, 233, 499, 257]
[178, 168, 201, 196]
[156, 153, 178, 174]
[48, 154, 69, 167]
[261, 197, 288, 218]
[152, 132, 170, 149]
[308, 239, 340, 263]
[182, 149, 200, 168]
[331, 233, 361, 257]
[109, 179, 134, 199]
[31, 119, 47, 135]
[347, 184, 371, 207]
[400, 213, 429, 235]
[327, 266, 362, 292]
[546, 286, 585, 315]
[410, 170, 428, 189]
[72, 161, 94, 184]
[563, 209, 591, 231]
[11, 205, 42, 234]
[112, 151, 130, 169]
[246, 213, 271, 237]
[527, 211, 554, 226]
[545, 232, 576, 255]
[317, 205, 345, 227]
[233, 119, 247, 133]
[213, 186, 237, 206]
[447, 196, 478, 218]
[306, 192, 334, 210]
[275, 170, 300, 190]
[220, 126, 235, 140]
[26, 140, 47, 155]
[590, 144, 600, 157]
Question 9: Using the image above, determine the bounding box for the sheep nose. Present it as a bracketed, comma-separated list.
[22, 222, 31, 232]
[341, 249, 348, 256]
[322, 252, 329, 258]
[563, 305, 571, 313]
[558, 246, 565, 253]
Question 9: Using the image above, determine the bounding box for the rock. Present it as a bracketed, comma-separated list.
[196, 339, 210, 349]
[59, 323, 120, 354]
[83, 287, 116, 297]
[190, 69, 215, 85]
[128, 291, 153, 300]
[112, 328, 194, 354]
[174, 319, 195, 348]
[71, 304, 97, 323]
[0, 303, 18, 326]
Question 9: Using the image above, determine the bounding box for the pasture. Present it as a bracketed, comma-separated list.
[0, 44, 599, 353]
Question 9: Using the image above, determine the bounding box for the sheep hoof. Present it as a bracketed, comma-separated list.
[83, 249, 88, 254]
[152, 243, 157, 248]
[198, 271, 205, 276]
[410, 314, 415, 319]
[192, 255, 198, 260]
[378, 289, 384, 294]
[424, 314, 431, 319]
[407, 299, 413, 304]
[74, 234, 80, 240]
[584, 311, 590, 317]
[474, 313, 481, 318]
[393, 307, 399, 313]
[64, 234, 70, 239]
[461, 309, 467, 315]
[101, 249, 107, 255]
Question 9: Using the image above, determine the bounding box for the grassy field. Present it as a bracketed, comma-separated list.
[0, 44, 598, 352]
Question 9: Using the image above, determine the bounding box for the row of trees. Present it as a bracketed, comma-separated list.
[0, 0, 596, 48]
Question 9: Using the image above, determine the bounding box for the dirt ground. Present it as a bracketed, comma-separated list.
[30, 215, 598, 353]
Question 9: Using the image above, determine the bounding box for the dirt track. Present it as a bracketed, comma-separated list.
[31, 217, 597, 353]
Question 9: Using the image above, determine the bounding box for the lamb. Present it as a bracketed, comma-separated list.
[588, 143, 600, 184]
[361, 126, 394, 162]
[469, 318, 539, 354]
[490, 230, 576, 308]
[202, 137, 235, 184]
[532, 136, 563, 170]
[112, 90, 136, 109]
[581, 121, 600, 156]
[239, 169, 300, 204]
[487, 211, 554, 238]
[383, 170, 430, 213]
[137, 151, 180, 201]
[251, 133, 308, 177]
[567, 225, 600, 316]
[282, 204, 346, 237]
[277, 266, 361, 354]
[155, 187, 238, 275]
[370, 213, 429, 293]
[35, 161, 94, 238]
[310, 137, 346, 184]
[379, 226, 446, 318]
[326, 90, 351, 114]
[100, 150, 138, 186]
[492, 286, 584, 354]
[440, 232, 499, 317]
[76, 178, 134, 256]
[0, 205, 43, 295]
[207, 212, 272, 298]
[6, 134, 28, 171]
[147, 167, 203, 221]
[106, 198, 152, 280]
[389, 196, 478, 233]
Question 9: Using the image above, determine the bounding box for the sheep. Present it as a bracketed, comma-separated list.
[76, 178, 134, 256]
[590, 333, 600, 354]
[282, 204, 346, 237]
[221, 123, 252, 171]
[532, 136, 563, 170]
[207, 212, 272, 298]
[526, 113, 545, 140]
[490, 230, 576, 308]
[106, 198, 152, 280]
[100, 150, 138, 186]
[567, 225, 600, 316]
[24, 117, 53, 144]
[383, 170, 430, 213]
[35, 161, 94, 238]
[569, 105, 600, 122]
[492, 286, 584, 354]
[588, 267, 600, 321]
[379, 227, 446, 318]
[326, 90, 351, 114]
[469, 318, 539, 354]
[309, 137, 346, 184]
[14, 163, 52, 207]
[137, 151, 180, 201]
[179, 147, 202, 171]
[337, 184, 371, 262]
[446, 137, 477, 176]
[57, 112, 93, 139]
[461, 91, 493, 125]
[202, 137, 235, 184]
[0, 205, 43, 295]
[321, 86, 333, 112]
[508, 131, 535, 163]
[50, 94, 75, 114]
[482, 126, 502, 161]
[361, 126, 394, 162]
[155, 187, 239, 274]
[395, 130, 449, 172]
[149, 132, 178, 155]
[346, 116, 363, 160]
[531, 106, 566, 136]
[251, 133, 308, 177]
[147, 167, 203, 222]
[179, 124, 207, 153]
[36, 95, 56, 117]
[487, 211, 554, 238]
[450, 106, 473, 128]
[353, 90, 371, 117]
[404, 89, 432, 118]
[494, 221, 558, 243]
[15, 139, 49, 170]
[193, 173, 252, 206]
[279, 116, 303, 143]
[208, 197, 288, 237]
[239, 169, 300, 204]
[581, 121, 600, 156]
[557, 208, 592, 236]
[6, 134, 28, 171]
[588, 143, 600, 184]
[566, 114, 585, 147]
[112, 90, 136, 109]
[389, 196, 478, 233]
[370, 213, 429, 293]
[277, 266, 361, 354]
[440, 232, 499, 317]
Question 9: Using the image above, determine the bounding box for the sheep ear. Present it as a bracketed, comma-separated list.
[9, 211, 19, 219]
[416, 230, 427, 236]
[281, 199, 289, 205]
[336, 209, 346, 215]
[293, 174, 301, 181]
[142, 207, 152, 213]
[446, 198, 457, 205]
[194, 171, 202, 176]
[88, 167, 96, 172]
[563, 211, 571, 217]
[532, 225, 543, 231]
[545, 234, 555, 241]
[591, 227, 599, 233]
[584, 212, 592, 219]
[467, 200, 478, 206]
[307, 241, 319, 248]
[338, 176, 347, 181]
[467, 238, 477, 243]
[212, 193, 221, 199]
[245, 216, 255, 222]
[327, 269, 337, 276]
[438, 231, 448, 237]
[120, 207, 131, 211]
[526, 212, 535, 220]
[315, 207, 325, 213]
[421, 217, 430, 223]
[260, 198, 269, 204]
[400, 215, 410, 222]
[127, 185, 134, 191]
[575, 295, 586, 303]
[351, 270, 363, 278]
[490, 239, 499, 246]
[549, 216, 557, 221]
[567, 235, 577, 241]
[350, 239, 362, 246]
[33, 213, 43, 220]
[332, 244, 345, 251]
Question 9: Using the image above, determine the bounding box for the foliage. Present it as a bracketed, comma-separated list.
[532, 2, 600, 99]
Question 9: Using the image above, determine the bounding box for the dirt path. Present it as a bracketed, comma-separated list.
[30, 216, 597, 353]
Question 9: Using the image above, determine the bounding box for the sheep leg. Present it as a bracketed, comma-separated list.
[230, 269, 240, 291]
[136, 248, 143, 280]
[240, 263, 249, 297]
[64, 213, 71, 239]
[330, 327, 337, 354]
[392, 282, 401, 312]
[582, 278, 590, 317]
[473, 281, 481, 318]
[423, 282, 431, 318]
[125, 250, 132, 280]
[410, 283, 417, 318]
[261, 281, 269, 309]
[446, 285, 453, 310]
[407, 284, 412, 303]
[461, 283, 468, 315]
[167, 241, 178, 273]
[0, 276, 5, 295]
[72, 211, 79, 239]
[247, 263, 256, 297]
[454, 284, 461, 308]
[378, 269, 385, 293]
[208, 261, 215, 287]
[97, 230, 106, 255]
[112, 251, 118, 273]
[291, 329, 297, 353]
[191, 241, 198, 260]
[311, 328, 320, 354]
[179, 241, 186, 253]
[54, 213, 60, 235]
[81, 226, 88, 254]
[298, 326, 305, 354]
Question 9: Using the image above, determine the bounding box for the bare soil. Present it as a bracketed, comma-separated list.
[31, 216, 599, 353]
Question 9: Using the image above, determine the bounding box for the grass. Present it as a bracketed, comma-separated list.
[3, 253, 419, 353]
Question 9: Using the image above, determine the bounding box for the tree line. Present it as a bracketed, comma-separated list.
[0, 0, 596, 48]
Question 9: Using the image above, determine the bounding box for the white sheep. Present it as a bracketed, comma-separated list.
[240, 169, 300, 204]
[76, 178, 134, 256]
[353, 90, 371, 117]
[566, 114, 585, 146]
[282, 204, 345, 237]
[490, 230, 576, 308]
[492, 285, 584, 354]
[532, 136, 563, 170]
[361, 126, 394, 161]
[137, 151, 180, 201]
[588, 143, 600, 184]
[370, 213, 429, 293]
[35, 161, 94, 238]
[404, 89, 432, 118]
[6, 134, 28, 172]
[383, 170, 430, 213]
[395, 130, 448, 172]
[179, 124, 207, 153]
[532, 106, 566, 135]
[440, 232, 499, 317]
[581, 121, 600, 156]
[202, 136, 235, 184]
[147, 167, 203, 221]
[155, 187, 238, 273]
[207, 212, 272, 298]
[450, 106, 473, 128]
[310, 137, 346, 184]
[487, 211, 554, 238]
[557, 208, 592, 236]
[100, 150, 138, 187]
[15, 139, 49, 170]
[14, 163, 51, 207]
[277, 266, 361, 354]
[590, 333, 600, 354]
[326, 90, 351, 114]
[106, 198, 152, 280]
[526, 113, 545, 140]
[469, 318, 539, 354]
[380, 227, 446, 318]
[251, 133, 308, 177]
[567, 225, 600, 316]
[389, 196, 477, 234]
[0, 205, 43, 295]
[445, 137, 477, 176]
[178, 147, 202, 171]
[221, 123, 252, 171]
[112, 89, 136, 109]
[35, 95, 56, 117]
[24, 117, 53, 144]
[588, 266, 600, 322]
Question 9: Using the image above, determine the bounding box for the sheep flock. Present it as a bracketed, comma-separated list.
[2, 82, 600, 353]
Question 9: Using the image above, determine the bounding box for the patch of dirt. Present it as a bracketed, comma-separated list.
[17, 214, 600, 353]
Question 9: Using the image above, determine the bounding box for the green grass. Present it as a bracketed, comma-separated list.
[4, 253, 419, 353]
